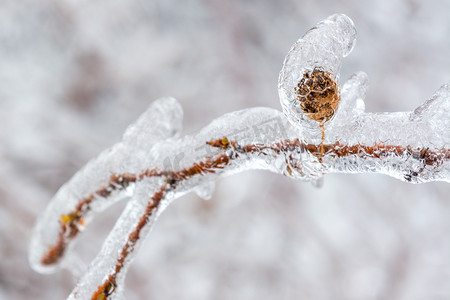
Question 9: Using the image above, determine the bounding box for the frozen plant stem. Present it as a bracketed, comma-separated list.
[29, 14, 450, 299]
[46, 137, 450, 299]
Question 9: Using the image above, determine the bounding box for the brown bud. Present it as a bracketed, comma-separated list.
[295, 68, 340, 123]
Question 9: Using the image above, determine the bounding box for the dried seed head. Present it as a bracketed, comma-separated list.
[295, 68, 340, 123]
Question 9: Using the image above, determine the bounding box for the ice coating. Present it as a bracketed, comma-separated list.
[411, 83, 450, 144]
[67, 178, 167, 300]
[28, 14, 450, 300]
[29, 97, 183, 274]
[326, 81, 450, 148]
[333, 71, 368, 120]
[278, 14, 356, 133]
[122, 97, 183, 147]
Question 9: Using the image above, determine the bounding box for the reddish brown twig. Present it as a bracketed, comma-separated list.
[41, 174, 138, 265]
[92, 184, 168, 300]
[91, 153, 231, 299]
[229, 139, 448, 168]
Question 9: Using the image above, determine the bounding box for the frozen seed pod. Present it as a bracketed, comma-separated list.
[278, 14, 356, 131]
[295, 67, 340, 123]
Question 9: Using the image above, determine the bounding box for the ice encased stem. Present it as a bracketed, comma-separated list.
[29, 98, 183, 274]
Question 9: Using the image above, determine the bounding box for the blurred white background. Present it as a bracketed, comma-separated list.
[1, 0, 450, 299]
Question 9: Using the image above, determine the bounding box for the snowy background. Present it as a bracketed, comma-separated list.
[1, 0, 450, 299]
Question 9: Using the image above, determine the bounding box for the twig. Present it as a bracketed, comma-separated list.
[36, 137, 448, 299]
[42, 137, 449, 270]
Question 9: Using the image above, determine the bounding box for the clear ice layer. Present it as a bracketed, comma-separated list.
[278, 14, 357, 132]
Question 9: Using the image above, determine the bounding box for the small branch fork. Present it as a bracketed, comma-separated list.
[40, 137, 449, 299]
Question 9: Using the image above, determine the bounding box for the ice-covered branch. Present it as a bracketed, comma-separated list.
[29, 14, 449, 299]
